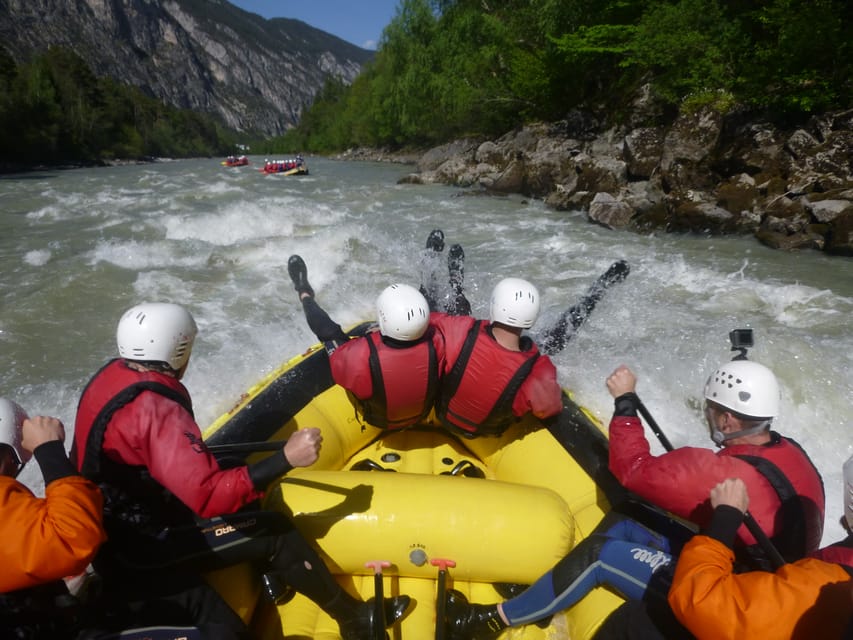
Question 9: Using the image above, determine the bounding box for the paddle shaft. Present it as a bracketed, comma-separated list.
[365, 561, 390, 640]
[431, 559, 456, 640]
[636, 399, 787, 570]
[205, 440, 285, 454]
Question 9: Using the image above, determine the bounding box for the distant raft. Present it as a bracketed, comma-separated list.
[221, 155, 250, 167]
[260, 158, 308, 175]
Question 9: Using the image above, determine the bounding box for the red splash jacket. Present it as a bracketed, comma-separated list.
[609, 416, 825, 558]
[74, 359, 262, 523]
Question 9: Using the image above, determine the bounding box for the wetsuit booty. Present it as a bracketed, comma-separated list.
[603, 259, 630, 285]
[287, 255, 314, 297]
[426, 229, 445, 252]
[445, 589, 507, 640]
[260, 572, 294, 605]
[335, 595, 411, 640]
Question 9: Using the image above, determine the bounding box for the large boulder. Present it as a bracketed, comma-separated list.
[588, 192, 635, 229]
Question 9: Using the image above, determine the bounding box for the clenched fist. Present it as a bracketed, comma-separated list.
[283, 427, 323, 468]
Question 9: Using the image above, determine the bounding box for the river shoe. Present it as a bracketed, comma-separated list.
[287, 254, 315, 298]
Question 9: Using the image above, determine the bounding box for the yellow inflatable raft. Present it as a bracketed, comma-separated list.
[202, 324, 648, 639]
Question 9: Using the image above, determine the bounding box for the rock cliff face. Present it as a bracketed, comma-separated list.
[397, 98, 853, 256]
[0, 0, 373, 137]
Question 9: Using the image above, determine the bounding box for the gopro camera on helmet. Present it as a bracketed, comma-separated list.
[729, 328, 753, 360]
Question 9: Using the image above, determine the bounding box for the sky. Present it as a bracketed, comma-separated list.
[228, 1, 401, 50]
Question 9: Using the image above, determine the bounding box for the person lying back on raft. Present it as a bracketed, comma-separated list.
[288, 254, 562, 438]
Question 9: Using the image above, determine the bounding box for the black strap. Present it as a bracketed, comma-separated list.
[734, 452, 806, 563]
[82, 375, 194, 478]
[438, 321, 540, 436]
[363, 332, 438, 428]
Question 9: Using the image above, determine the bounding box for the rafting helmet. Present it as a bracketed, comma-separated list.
[704, 360, 779, 445]
[376, 284, 430, 341]
[0, 398, 30, 474]
[117, 302, 198, 371]
[490, 278, 541, 329]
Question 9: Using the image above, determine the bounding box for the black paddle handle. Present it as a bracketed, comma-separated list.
[205, 440, 285, 454]
[636, 399, 786, 569]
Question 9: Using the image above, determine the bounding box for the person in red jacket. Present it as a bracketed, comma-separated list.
[430, 276, 563, 437]
[289, 255, 562, 438]
[0, 398, 106, 634]
[669, 477, 853, 640]
[72, 302, 409, 639]
[607, 359, 824, 568]
[288, 254, 445, 430]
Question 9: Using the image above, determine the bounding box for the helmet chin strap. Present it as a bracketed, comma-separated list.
[710, 419, 772, 447]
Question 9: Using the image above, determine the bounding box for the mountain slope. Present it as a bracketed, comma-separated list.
[0, 0, 374, 136]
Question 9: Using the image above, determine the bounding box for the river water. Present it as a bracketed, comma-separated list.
[2, 156, 851, 545]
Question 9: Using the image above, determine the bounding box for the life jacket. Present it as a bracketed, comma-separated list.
[731, 433, 825, 567]
[361, 330, 439, 429]
[435, 320, 539, 437]
[814, 536, 853, 568]
[74, 359, 197, 540]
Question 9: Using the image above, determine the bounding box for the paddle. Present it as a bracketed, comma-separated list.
[539, 260, 630, 355]
[635, 400, 787, 570]
[206, 440, 285, 454]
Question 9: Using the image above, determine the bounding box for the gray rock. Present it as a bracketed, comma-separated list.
[588, 193, 635, 229]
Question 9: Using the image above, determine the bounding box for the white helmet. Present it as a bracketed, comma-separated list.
[117, 303, 198, 371]
[703, 360, 780, 419]
[376, 284, 430, 341]
[0, 398, 30, 472]
[490, 278, 541, 329]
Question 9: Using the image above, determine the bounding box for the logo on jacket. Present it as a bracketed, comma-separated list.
[184, 431, 208, 454]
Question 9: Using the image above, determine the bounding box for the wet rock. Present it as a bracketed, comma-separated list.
[402, 103, 853, 256]
[588, 193, 635, 229]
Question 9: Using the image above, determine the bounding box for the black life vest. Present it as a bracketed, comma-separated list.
[735, 434, 826, 568]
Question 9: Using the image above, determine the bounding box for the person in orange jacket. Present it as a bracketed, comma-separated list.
[0, 398, 106, 593]
[0, 397, 106, 634]
[668, 477, 853, 640]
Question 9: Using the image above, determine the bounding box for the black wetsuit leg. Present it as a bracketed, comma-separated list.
[93, 511, 355, 634]
[301, 296, 348, 345]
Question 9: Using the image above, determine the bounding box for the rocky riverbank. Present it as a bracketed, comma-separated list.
[359, 103, 853, 256]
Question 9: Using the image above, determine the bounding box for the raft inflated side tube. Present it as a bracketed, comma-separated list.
[272, 470, 574, 584]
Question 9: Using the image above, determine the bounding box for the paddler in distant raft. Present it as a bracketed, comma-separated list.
[71, 302, 411, 639]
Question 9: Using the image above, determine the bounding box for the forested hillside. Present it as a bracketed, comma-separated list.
[273, 0, 852, 153]
[0, 47, 234, 167]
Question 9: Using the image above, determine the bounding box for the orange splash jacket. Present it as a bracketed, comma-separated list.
[668, 534, 853, 640]
[0, 474, 105, 593]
